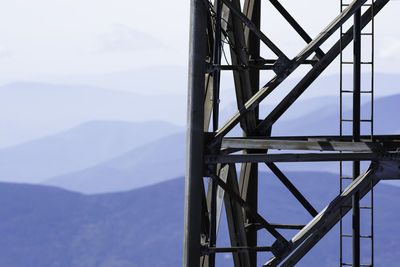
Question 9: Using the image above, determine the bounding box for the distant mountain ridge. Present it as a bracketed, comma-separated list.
[0, 120, 181, 183]
[0, 81, 186, 147]
[0, 172, 399, 266]
[43, 132, 186, 193]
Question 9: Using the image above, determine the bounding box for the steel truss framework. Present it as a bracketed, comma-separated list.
[184, 0, 399, 266]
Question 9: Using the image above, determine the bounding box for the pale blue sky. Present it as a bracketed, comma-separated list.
[0, 0, 398, 147]
[0, 0, 398, 84]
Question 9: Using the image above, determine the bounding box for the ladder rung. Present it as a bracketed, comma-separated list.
[341, 62, 373, 65]
[342, 32, 373, 37]
[363, 235, 373, 238]
[341, 119, 372, 122]
[341, 234, 372, 238]
[360, 206, 372, 209]
[341, 90, 373, 93]
[342, 3, 372, 6]
[341, 205, 372, 209]
[361, 235, 373, 238]
[341, 177, 353, 180]
[341, 264, 372, 267]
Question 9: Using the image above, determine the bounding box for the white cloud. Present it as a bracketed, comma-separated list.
[97, 24, 166, 53]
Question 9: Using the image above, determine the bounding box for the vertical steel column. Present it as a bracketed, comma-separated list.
[248, 0, 261, 101]
[352, 7, 362, 267]
[212, 0, 222, 132]
[246, 1, 260, 266]
[208, 180, 217, 267]
[183, 1, 207, 267]
[209, 2, 223, 265]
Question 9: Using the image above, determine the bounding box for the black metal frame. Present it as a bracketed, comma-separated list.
[184, 0, 396, 266]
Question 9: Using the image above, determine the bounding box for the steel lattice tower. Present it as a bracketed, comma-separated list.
[184, 0, 399, 266]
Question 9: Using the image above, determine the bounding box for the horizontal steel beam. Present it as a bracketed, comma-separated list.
[204, 246, 272, 253]
[235, 135, 400, 142]
[205, 152, 400, 164]
[245, 223, 306, 231]
[270, 224, 305, 230]
[208, 64, 274, 71]
[221, 138, 400, 152]
[250, 58, 318, 65]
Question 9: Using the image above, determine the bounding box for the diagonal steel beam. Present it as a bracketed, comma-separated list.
[237, 2, 261, 265]
[256, 0, 389, 134]
[200, 179, 211, 267]
[212, 0, 369, 142]
[204, 74, 213, 131]
[268, 0, 325, 59]
[211, 0, 223, 132]
[227, 0, 258, 133]
[237, 161, 259, 266]
[223, 3, 261, 266]
[222, 0, 289, 61]
[215, 164, 229, 233]
[209, 172, 288, 243]
[205, 165, 224, 267]
[243, 0, 257, 49]
[224, 164, 252, 266]
[266, 163, 318, 217]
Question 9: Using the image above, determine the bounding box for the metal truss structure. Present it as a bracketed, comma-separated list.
[184, 0, 399, 266]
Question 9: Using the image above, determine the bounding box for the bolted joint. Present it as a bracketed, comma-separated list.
[200, 243, 210, 256]
[204, 164, 217, 177]
[373, 160, 400, 180]
[271, 238, 291, 258]
[205, 132, 221, 154]
[205, 62, 215, 73]
[272, 56, 291, 75]
[204, 132, 221, 176]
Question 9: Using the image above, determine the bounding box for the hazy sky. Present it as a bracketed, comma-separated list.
[0, 0, 190, 80]
[0, 0, 399, 146]
[0, 0, 398, 82]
